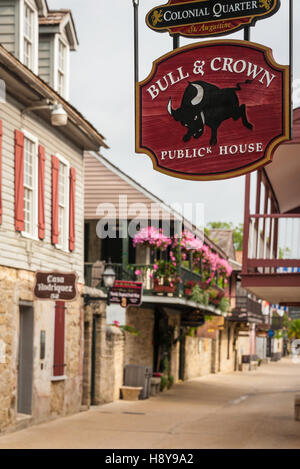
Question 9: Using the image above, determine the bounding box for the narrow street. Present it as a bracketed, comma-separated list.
[1, 359, 300, 450]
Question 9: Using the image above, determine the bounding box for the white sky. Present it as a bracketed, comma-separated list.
[50, 0, 299, 226]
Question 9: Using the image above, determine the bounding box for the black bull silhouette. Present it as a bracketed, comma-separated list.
[167, 80, 253, 146]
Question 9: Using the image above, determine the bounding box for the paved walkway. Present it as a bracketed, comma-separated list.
[1, 359, 300, 449]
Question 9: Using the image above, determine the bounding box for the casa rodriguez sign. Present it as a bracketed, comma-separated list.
[136, 40, 290, 181]
[34, 272, 78, 301]
[146, 0, 281, 38]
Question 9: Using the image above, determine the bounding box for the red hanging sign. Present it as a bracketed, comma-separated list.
[136, 40, 290, 181]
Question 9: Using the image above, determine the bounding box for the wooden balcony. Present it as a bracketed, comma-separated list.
[84, 261, 226, 314]
[242, 212, 300, 305]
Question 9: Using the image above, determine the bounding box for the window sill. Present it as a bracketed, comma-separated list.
[51, 375, 67, 382]
[55, 244, 70, 254]
[21, 232, 39, 242]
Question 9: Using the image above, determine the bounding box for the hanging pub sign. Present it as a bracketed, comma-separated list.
[34, 272, 78, 302]
[136, 40, 290, 181]
[110, 281, 143, 308]
[146, 0, 281, 38]
[181, 309, 205, 327]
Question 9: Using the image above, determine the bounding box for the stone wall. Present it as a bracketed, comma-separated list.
[166, 311, 181, 382]
[125, 307, 154, 368]
[217, 322, 237, 374]
[0, 265, 83, 433]
[184, 336, 213, 380]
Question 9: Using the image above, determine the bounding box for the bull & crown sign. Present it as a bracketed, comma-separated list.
[146, 0, 281, 38]
[136, 40, 290, 181]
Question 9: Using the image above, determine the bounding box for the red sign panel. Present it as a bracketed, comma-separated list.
[110, 281, 143, 308]
[34, 271, 78, 302]
[146, 0, 281, 38]
[136, 40, 290, 181]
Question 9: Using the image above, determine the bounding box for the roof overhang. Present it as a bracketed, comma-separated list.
[0, 45, 108, 152]
[39, 11, 79, 50]
[265, 108, 300, 214]
[35, 0, 48, 17]
[141, 295, 223, 315]
[242, 273, 300, 305]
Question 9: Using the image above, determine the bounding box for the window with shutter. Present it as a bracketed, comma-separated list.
[53, 154, 70, 251]
[53, 301, 66, 378]
[23, 133, 38, 237]
[52, 155, 59, 245]
[38, 145, 46, 240]
[69, 168, 76, 252]
[15, 130, 25, 232]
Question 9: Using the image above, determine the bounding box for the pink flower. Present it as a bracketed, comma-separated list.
[135, 269, 142, 276]
[153, 264, 158, 271]
[113, 321, 120, 328]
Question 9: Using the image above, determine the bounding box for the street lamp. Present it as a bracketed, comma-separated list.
[102, 262, 116, 306]
[83, 262, 116, 306]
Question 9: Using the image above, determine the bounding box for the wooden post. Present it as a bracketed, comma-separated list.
[121, 219, 129, 273]
[242, 174, 251, 275]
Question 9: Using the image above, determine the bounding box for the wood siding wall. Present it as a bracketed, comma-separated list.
[0, 0, 18, 56]
[0, 95, 85, 282]
[38, 35, 53, 85]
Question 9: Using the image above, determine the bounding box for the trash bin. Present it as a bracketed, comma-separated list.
[124, 365, 152, 399]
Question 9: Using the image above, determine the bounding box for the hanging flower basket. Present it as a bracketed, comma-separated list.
[154, 284, 177, 294]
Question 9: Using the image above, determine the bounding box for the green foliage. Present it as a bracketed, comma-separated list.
[162, 357, 170, 374]
[121, 325, 140, 336]
[186, 327, 198, 338]
[218, 297, 230, 313]
[160, 375, 168, 391]
[191, 284, 209, 306]
[168, 375, 174, 389]
[207, 221, 244, 251]
[288, 319, 300, 340]
[279, 247, 292, 259]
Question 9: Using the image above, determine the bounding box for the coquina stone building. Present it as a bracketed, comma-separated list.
[83, 152, 253, 406]
[0, 0, 107, 433]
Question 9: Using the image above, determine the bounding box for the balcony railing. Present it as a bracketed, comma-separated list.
[233, 296, 262, 316]
[244, 214, 300, 275]
[84, 262, 225, 303]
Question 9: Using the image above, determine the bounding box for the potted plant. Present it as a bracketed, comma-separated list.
[168, 375, 174, 389]
[184, 280, 196, 296]
[153, 260, 179, 293]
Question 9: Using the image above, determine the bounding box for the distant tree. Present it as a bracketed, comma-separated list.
[288, 319, 300, 340]
[207, 222, 244, 251]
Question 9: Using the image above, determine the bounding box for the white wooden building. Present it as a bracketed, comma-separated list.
[0, 0, 107, 433]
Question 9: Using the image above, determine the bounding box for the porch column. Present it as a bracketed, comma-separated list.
[250, 323, 256, 357]
[121, 219, 129, 271]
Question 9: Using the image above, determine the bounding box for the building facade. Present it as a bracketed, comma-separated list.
[0, 0, 107, 433]
[83, 152, 243, 406]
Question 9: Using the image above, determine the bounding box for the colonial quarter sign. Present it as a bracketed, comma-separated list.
[146, 0, 281, 38]
[135, 40, 290, 181]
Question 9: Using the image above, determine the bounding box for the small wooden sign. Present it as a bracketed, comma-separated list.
[34, 271, 78, 302]
[146, 0, 281, 38]
[110, 281, 143, 308]
[181, 310, 205, 326]
[136, 40, 290, 181]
